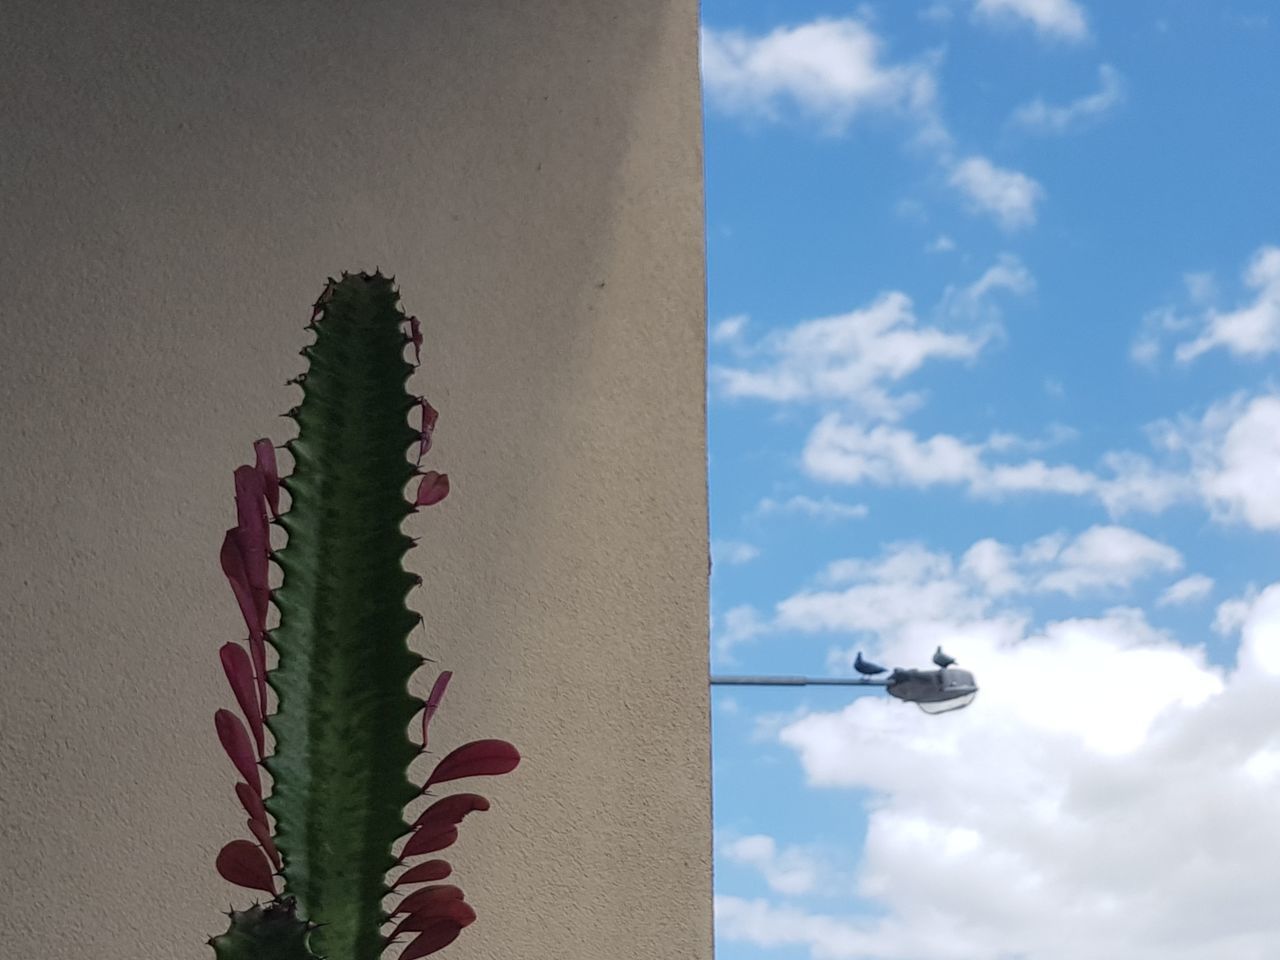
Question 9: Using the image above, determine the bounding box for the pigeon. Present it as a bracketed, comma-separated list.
[933, 646, 957, 669]
[854, 651, 888, 676]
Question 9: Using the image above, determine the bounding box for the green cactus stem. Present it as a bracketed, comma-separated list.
[209, 900, 318, 960]
[210, 272, 519, 960]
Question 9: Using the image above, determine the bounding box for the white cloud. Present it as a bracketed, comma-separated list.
[779, 544, 987, 637]
[1011, 64, 1124, 134]
[720, 833, 831, 896]
[1215, 586, 1260, 636]
[804, 418, 986, 487]
[1158, 573, 1215, 607]
[961, 538, 1024, 596]
[713, 540, 762, 565]
[948, 156, 1044, 230]
[1036, 525, 1183, 596]
[775, 531, 1185, 650]
[973, 0, 1090, 41]
[700, 18, 937, 134]
[1131, 306, 1198, 368]
[712, 314, 749, 344]
[714, 604, 769, 660]
[711, 284, 1000, 420]
[938, 254, 1036, 321]
[1232, 584, 1280, 676]
[1176, 246, 1280, 362]
[971, 255, 1036, 298]
[925, 233, 956, 253]
[1196, 395, 1280, 529]
[1157, 392, 1280, 530]
[756, 495, 869, 521]
[801, 416, 1190, 515]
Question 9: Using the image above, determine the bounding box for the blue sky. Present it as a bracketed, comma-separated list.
[702, 3, 1280, 958]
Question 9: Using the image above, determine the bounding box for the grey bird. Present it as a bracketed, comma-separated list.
[854, 651, 887, 676]
[933, 646, 957, 668]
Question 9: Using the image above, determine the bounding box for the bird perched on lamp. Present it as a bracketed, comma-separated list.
[854, 651, 887, 676]
[933, 646, 957, 668]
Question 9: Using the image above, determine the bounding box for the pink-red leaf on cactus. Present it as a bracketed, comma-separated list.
[402, 824, 459, 858]
[414, 472, 450, 508]
[235, 781, 268, 827]
[408, 317, 423, 365]
[247, 818, 282, 870]
[393, 859, 453, 888]
[424, 739, 520, 790]
[233, 466, 268, 549]
[391, 891, 475, 941]
[220, 529, 262, 635]
[233, 466, 270, 599]
[421, 670, 451, 749]
[398, 920, 466, 960]
[253, 439, 281, 518]
[417, 400, 438, 462]
[411, 793, 490, 830]
[393, 884, 465, 920]
[247, 632, 269, 724]
[220, 642, 264, 757]
[215, 708, 261, 794]
[397, 899, 476, 937]
[215, 840, 276, 895]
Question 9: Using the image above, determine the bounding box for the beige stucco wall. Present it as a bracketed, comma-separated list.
[0, 4, 709, 959]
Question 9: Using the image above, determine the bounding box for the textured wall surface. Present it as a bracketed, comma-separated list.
[0, 4, 709, 958]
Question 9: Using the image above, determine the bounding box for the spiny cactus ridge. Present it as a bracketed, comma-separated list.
[210, 272, 520, 960]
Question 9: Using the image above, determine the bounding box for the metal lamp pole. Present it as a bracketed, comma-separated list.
[709, 662, 979, 713]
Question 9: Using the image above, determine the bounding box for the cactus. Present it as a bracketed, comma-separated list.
[210, 272, 519, 960]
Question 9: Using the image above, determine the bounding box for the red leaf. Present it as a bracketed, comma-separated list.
[393, 859, 453, 888]
[414, 472, 450, 508]
[402, 824, 458, 858]
[424, 740, 520, 789]
[220, 529, 262, 635]
[398, 920, 465, 960]
[398, 899, 476, 935]
[392, 894, 475, 940]
[393, 884, 464, 919]
[247, 818, 282, 870]
[215, 708, 261, 794]
[253, 439, 281, 518]
[411, 793, 490, 830]
[220, 642, 264, 758]
[233, 466, 270, 600]
[247, 632, 269, 725]
[421, 671, 451, 750]
[233, 466, 268, 551]
[417, 400, 439, 463]
[215, 840, 275, 895]
[408, 317, 423, 365]
[235, 781, 267, 827]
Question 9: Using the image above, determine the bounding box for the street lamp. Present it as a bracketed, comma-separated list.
[709, 649, 979, 714]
